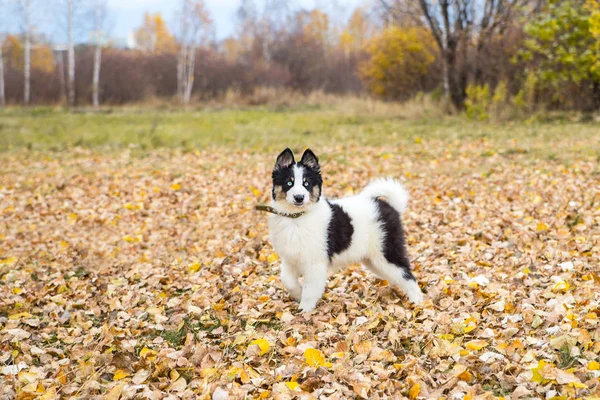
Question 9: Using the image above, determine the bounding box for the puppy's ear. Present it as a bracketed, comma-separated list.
[274, 148, 295, 170]
[301, 149, 320, 171]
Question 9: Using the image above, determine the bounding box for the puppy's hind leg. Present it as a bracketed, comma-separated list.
[363, 257, 424, 305]
[280, 261, 302, 301]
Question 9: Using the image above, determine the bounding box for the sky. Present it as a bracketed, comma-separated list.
[1, 0, 370, 46]
[105, 0, 368, 45]
[7, 0, 373, 44]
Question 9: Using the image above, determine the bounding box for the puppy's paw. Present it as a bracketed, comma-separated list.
[288, 290, 302, 302]
[298, 302, 316, 313]
[408, 288, 424, 305]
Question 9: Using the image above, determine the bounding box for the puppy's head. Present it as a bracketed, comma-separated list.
[272, 148, 322, 210]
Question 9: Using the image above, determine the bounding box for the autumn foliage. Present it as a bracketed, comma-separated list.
[360, 27, 438, 100]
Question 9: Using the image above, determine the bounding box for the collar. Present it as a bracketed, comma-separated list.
[255, 204, 305, 219]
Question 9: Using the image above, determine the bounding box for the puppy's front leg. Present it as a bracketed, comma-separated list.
[280, 261, 302, 301]
[299, 264, 327, 313]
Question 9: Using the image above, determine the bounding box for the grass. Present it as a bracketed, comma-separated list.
[0, 102, 599, 158]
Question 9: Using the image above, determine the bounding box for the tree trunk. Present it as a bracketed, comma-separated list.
[177, 46, 185, 102]
[592, 81, 600, 111]
[92, 45, 101, 108]
[67, 0, 75, 107]
[444, 45, 465, 109]
[441, 49, 450, 102]
[184, 47, 195, 104]
[56, 51, 67, 103]
[0, 42, 5, 107]
[24, 0, 31, 106]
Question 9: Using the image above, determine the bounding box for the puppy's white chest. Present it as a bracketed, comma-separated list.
[269, 215, 327, 266]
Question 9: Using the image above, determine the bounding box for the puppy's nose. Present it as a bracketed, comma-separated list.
[294, 194, 305, 203]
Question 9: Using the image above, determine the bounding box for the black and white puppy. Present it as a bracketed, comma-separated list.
[268, 148, 424, 312]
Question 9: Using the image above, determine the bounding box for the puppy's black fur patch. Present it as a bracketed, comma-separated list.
[326, 201, 354, 259]
[375, 198, 415, 281]
[272, 166, 294, 200]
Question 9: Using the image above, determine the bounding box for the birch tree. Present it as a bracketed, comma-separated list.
[17, 0, 33, 106]
[175, 0, 213, 105]
[67, 0, 74, 106]
[90, 0, 108, 108]
[59, 0, 84, 107]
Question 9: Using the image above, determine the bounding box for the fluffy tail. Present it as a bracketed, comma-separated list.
[361, 178, 409, 213]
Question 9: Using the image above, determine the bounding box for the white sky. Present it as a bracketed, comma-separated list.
[106, 0, 370, 42]
[1, 0, 370, 45]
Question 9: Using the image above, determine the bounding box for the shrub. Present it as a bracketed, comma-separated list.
[359, 27, 438, 101]
[465, 84, 490, 120]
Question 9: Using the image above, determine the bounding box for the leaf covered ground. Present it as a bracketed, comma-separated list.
[1, 129, 600, 399]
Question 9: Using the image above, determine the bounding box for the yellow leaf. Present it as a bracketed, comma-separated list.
[571, 382, 588, 389]
[285, 381, 300, 391]
[414, 137, 422, 144]
[250, 339, 270, 356]
[105, 383, 125, 400]
[552, 281, 570, 293]
[39, 387, 57, 399]
[267, 253, 279, 264]
[251, 186, 261, 196]
[18, 371, 39, 383]
[113, 369, 129, 381]
[304, 348, 332, 368]
[140, 347, 157, 360]
[465, 340, 489, 351]
[409, 383, 420, 399]
[536, 222, 548, 231]
[9, 312, 32, 320]
[169, 369, 180, 381]
[188, 262, 201, 273]
[588, 361, 600, 370]
[57, 368, 68, 384]
[464, 325, 477, 333]
[171, 183, 182, 191]
[13, 287, 22, 294]
[0, 256, 17, 265]
[457, 370, 472, 382]
[531, 360, 554, 384]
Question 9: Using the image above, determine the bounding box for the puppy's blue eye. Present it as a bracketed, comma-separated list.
[303, 182, 309, 187]
[287, 181, 293, 187]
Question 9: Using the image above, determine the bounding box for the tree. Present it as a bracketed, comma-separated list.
[90, 0, 108, 108]
[54, 0, 85, 106]
[175, 0, 213, 104]
[339, 8, 373, 56]
[519, 0, 600, 109]
[17, 0, 33, 105]
[134, 12, 177, 53]
[300, 9, 330, 50]
[379, 0, 528, 108]
[359, 26, 437, 100]
[66, 0, 76, 106]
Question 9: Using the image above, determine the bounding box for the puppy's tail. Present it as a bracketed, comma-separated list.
[361, 178, 409, 213]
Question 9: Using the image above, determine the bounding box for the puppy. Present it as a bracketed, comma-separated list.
[268, 148, 424, 312]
